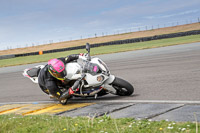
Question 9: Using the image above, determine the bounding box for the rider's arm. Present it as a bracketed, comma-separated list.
[64, 54, 79, 63]
[58, 54, 86, 64]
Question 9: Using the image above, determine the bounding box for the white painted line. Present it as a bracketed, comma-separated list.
[94, 100, 200, 104]
[1, 100, 200, 105]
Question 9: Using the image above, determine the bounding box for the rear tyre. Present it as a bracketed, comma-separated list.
[111, 77, 134, 96]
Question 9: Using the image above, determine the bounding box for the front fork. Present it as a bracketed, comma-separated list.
[102, 75, 116, 94]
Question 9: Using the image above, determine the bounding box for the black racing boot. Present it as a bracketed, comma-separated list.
[59, 88, 74, 105]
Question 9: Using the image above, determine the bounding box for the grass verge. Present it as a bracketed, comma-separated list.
[0, 114, 199, 133]
[0, 34, 200, 68]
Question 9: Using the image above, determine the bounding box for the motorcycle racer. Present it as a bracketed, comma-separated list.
[23, 43, 134, 105]
[38, 54, 82, 100]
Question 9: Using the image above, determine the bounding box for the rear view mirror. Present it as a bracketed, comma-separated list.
[86, 43, 90, 53]
[86, 43, 91, 61]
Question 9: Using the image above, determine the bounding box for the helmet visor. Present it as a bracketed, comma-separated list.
[49, 69, 66, 80]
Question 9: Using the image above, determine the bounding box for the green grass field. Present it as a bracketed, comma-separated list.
[0, 34, 200, 68]
[0, 114, 198, 133]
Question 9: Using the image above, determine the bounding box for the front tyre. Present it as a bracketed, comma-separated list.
[111, 77, 134, 96]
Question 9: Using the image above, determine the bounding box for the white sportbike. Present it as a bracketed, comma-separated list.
[23, 43, 134, 105]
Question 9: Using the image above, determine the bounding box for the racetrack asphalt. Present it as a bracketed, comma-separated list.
[0, 42, 200, 122]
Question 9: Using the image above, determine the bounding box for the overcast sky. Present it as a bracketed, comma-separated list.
[0, 0, 200, 50]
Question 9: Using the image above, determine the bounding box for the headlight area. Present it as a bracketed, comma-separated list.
[97, 75, 104, 82]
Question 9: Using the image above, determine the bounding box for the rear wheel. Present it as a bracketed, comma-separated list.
[111, 77, 134, 96]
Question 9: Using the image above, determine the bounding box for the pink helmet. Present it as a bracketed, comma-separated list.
[48, 59, 66, 80]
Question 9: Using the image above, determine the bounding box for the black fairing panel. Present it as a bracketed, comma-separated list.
[27, 68, 41, 77]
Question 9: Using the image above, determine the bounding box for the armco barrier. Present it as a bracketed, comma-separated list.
[88, 30, 200, 48]
[0, 54, 15, 60]
[1, 30, 200, 60]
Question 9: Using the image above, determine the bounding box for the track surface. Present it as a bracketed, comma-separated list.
[0, 43, 200, 103]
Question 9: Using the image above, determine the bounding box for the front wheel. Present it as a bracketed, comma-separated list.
[111, 77, 134, 96]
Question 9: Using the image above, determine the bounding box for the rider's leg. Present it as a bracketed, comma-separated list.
[39, 85, 49, 95]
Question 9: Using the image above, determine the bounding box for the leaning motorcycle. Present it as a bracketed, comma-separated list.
[23, 43, 134, 105]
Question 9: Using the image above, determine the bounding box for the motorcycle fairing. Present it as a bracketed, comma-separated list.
[22, 65, 45, 83]
[73, 86, 103, 96]
[83, 62, 101, 75]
